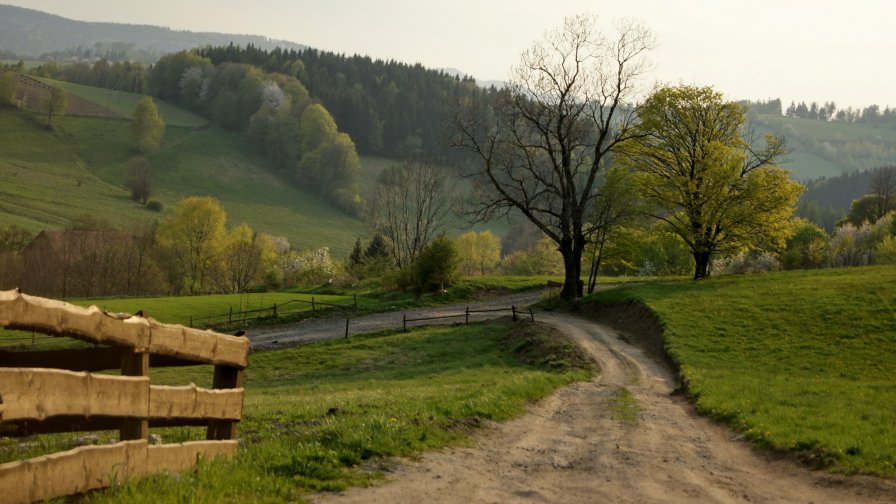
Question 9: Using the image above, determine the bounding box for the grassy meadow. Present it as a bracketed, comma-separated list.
[8, 321, 589, 503]
[38, 77, 209, 127]
[0, 106, 367, 255]
[587, 265, 896, 475]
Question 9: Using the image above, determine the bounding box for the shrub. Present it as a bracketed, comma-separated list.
[830, 223, 874, 267]
[146, 200, 163, 212]
[875, 236, 896, 265]
[412, 236, 459, 295]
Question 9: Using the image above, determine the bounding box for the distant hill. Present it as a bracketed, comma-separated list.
[0, 4, 305, 61]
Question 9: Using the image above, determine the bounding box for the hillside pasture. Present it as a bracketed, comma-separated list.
[587, 266, 896, 475]
[38, 76, 208, 127]
[0, 107, 367, 255]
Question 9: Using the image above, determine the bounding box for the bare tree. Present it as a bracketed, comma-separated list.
[452, 14, 654, 300]
[369, 159, 454, 268]
[870, 165, 896, 220]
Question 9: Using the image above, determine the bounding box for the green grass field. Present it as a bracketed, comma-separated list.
[6, 321, 589, 503]
[39, 77, 208, 128]
[0, 107, 368, 255]
[587, 266, 896, 475]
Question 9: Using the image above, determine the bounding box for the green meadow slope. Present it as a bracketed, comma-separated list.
[0, 103, 367, 255]
[588, 265, 896, 475]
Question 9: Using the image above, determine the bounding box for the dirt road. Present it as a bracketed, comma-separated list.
[247, 292, 542, 350]
[315, 313, 895, 503]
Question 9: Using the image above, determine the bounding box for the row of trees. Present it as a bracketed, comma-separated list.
[784, 100, 896, 124]
[195, 43, 496, 160]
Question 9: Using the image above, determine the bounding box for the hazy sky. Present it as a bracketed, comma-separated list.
[9, 0, 895, 109]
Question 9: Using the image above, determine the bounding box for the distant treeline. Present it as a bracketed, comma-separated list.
[745, 97, 896, 124]
[195, 44, 497, 159]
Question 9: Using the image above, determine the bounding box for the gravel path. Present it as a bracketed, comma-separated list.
[248, 291, 543, 350]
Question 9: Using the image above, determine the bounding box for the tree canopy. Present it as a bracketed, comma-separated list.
[132, 95, 165, 152]
[621, 85, 803, 279]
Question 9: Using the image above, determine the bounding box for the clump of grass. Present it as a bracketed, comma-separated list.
[609, 387, 641, 425]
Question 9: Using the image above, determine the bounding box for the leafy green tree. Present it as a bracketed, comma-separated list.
[621, 85, 803, 279]
[213, 224, 277, 293]
[42, 85, 67, 127]
[781, 219, 830, 270]
[413, 236, 460, 294]
[298, 103, 338, 154]
[586, 165, 643, 292]
[0, 71, 17, 106]
[456, 230, 501, 276]
[157, 196, 227, 294]
[453, 14, 655, 300]
[132, 96, 165, 152]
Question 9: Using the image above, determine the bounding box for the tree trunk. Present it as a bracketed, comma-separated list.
[560, 241, 584, 301]
[693, 251, 712, 280]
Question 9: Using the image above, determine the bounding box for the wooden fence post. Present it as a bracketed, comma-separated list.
[345, 318, 350, 338]
[403, 313, 407, 332]
[228, 306, 233, 324]
[311, 297, 316, 311]
[353, 294, 358, 310]
[465, 306, 469, 324]
[120, 349, 149, 441]
[273, 303, 278, 318]
[207, 363, 244, 441]
[529, 307, 535, 322]
[512, 306, 518, 321]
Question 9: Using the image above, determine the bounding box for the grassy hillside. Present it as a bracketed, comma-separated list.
[588, 266, 896, 475]
[754, 113, 896, 180]
[40, 77, 209, 127]
[0, 107, 367, 255]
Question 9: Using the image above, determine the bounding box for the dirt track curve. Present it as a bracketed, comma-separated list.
[314, 312, 896, 504]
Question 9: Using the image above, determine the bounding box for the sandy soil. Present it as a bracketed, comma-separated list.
[314, 313, 896, 504]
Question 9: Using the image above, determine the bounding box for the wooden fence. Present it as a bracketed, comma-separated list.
[189, 296, 357, 329]
[0, 289, 250, 504]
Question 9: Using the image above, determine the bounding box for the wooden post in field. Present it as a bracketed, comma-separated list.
[120, 349, 149, 441]
[207, 364, 244, 440]
[353, 294, 357, 310]
[465, 306, 469, 324]
[512, 306, 518, 321]
[345, 318, 350, 338]
[529, 307, 535, 322]
[228, 306, 233, 324]
[311, 297, 316, 311]
[403, 313, 407, 332]
[273, 303, 278, 318]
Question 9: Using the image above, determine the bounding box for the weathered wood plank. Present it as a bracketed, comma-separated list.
[0, 289, 249, 368]
[0, 440, 237, 504]
[0, 369, 243, 424]
[150, 385, 243, 421]
[0, 368, 149, 421]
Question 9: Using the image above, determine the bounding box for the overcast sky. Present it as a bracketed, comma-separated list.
[9, 0, 895, 109]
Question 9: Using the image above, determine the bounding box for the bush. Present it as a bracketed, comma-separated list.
[412, 236, 459, 295]
[875, 236, 896, 265]
[147, 200, 163, 212]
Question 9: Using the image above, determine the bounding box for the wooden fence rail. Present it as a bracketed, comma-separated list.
[188, 295, 358, 329]
[0, 289, 250, 504]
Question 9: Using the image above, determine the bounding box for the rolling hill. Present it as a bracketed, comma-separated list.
[0, 4, 305, 60]
[0, 96, 368, 255]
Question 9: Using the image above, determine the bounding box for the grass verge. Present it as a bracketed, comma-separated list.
[584, 265, 896, 475]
